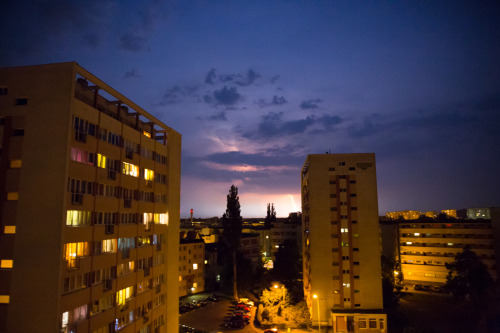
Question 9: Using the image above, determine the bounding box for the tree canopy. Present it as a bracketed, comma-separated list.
[264, 203, 276, 229]
[221, 185, 243, 250]
[221, 184, 243, 299]
[445, 246, 494, 306]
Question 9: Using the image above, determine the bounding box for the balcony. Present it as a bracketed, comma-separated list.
[144, 267, 151, 277]
[66, 257, 80, 270]
[75, 130, 87, 143]
[124, 198, 132, 208]
[155, 284, 161, 294]
[122, 248, 130, 259]
[71, 193, 83, 205]
[103, 279, 113, 291]
[105, 224, 115, 235]
[125, 148, 134, 159]
[108, 169, 117, 180]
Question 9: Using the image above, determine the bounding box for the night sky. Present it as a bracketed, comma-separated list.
[2, 1, 500, 218]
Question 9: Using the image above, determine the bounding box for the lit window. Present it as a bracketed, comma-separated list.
[4, 226, 15, 234]
[275, 245, 279, 248]
[97, 153, 107, 169]
[447, 243, 453, 246]
[66, 210, 91, 226]
[414, 233, 420, 236]
[7, 192, 18, 200]
[406, 242, 412, 245]
[193, 263, 198, 270]
[10, 160, 21, 168]
[154, 213, 168, 225]
[193, 282, 198, 288]
[1, 260, 13, 268]
[61, 311, 68, 328]
[0, 295, 10, 303]
[143, 131, 151, 138]
[122, 162, 139, 177]
[179, 276, 182, 282]
[116, 287, 134, 306]
[144, 168, 154, 180]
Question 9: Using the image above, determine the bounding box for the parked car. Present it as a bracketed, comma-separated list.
[226, 317, 246, 329]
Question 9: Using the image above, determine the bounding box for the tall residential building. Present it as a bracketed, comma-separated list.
[301, 153, 386, 333]
[0, 63, 181, 333]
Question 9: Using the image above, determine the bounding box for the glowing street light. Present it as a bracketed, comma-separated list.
[274, 284, 285, 301]
[313, 294, 320, 332]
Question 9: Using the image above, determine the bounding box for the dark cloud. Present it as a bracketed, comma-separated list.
[244, 112, 343, 139]
[258, 95, 288, 107]
[162, 85, 200, 104]
[236, 69, 261, 86]
[220, 74, 235, 82]
[124, 69, 141, 79]
[213, 86, 241, 105]
[300, 99, 322, 109]
[119, 34, 147, 52]
[205, 69, 216, 85]
[209, 112, 227, 121]
[205, 151, 303, 168]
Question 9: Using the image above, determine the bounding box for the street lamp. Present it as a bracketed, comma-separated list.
[313, 294, 320, 332]
[274, 284, 285, 302]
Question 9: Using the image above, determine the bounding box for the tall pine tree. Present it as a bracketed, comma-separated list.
[221, 185, 243, 299]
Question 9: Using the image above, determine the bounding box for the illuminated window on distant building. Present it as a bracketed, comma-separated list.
[0, 295, 10, 304]
[122, 162, 139, 177]
[10, 160, 21, 168]
[4, 226, 15, 234]
[7, 192, 18, 200]
[193, 263, 198, 270]
[1, 260, 13, 268]
[143, 131, 151, 138]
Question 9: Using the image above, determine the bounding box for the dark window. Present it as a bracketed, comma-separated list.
[329, 180, 336, 184]
[329, 167, 335, 171]
[330, 207, 337, 211]
[350, 180, 356, 184]
[0, 87, 8, 95]
[0, 118, 4, 125]
[12, 129, 24, 136]
[331, 220, 337, 225]
[339, 162, 345, 166]
[352, 220, 358, 224]
[349, 167, 355, 171]
[353, 248, 359, 252]
[16, 98, 27, 105]
[350, 193, 356, 197]
[330, 193, 337, 198]
[352, 207, 357, 211]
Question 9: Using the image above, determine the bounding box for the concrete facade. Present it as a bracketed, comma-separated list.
[0, 63, 181, 333]
[301, 153, 386, 333]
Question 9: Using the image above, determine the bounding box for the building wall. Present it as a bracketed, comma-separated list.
[0, 63, 181, 333]
[399, 220, 496, 286]
[179, 241, 205, 297]
[301, 153, 385, 332]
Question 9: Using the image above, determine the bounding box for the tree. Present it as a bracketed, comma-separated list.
[264, 203, 276, 229]
[273, 240, 303, 302]
[445, 246, 494, 327]
[221, 185, 243, 300]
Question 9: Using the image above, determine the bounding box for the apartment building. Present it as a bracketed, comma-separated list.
[393, 208, 500, 289]
[0, 63, 181, 333]
[179, 235, 205, 297]
[301, 154, 386, 333]
[270, 222, 301, 259]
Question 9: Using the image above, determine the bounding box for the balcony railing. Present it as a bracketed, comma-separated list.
[75, 131, 87, 143]
[103, 279, 113, 291]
